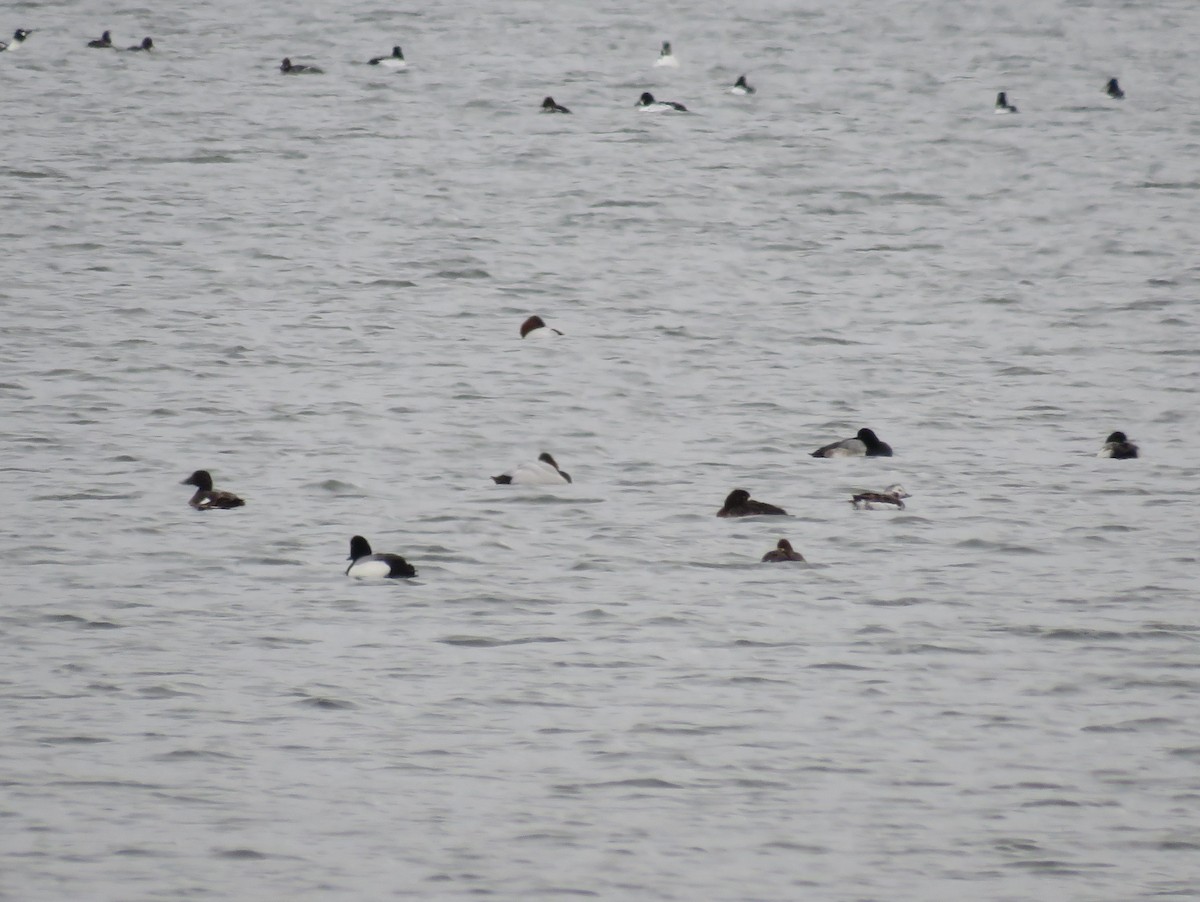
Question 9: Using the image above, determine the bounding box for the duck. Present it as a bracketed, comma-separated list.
[280, 57, 323, 74]
[994, 91, 1018, 114]
[519, 315, 562, 338]
[369, 45, 406, 69]
[125, 37, 153, 51]
[0, 28, 32, 52]
[541, 96, 571, 114]
[654, 40, 678, 67]
[761, 539, 805, 562]
[636, 92, 688, 112]
[1105, 77, 1124, 100]
[811, 428, 893, 458]
[1097, 431, 1138, 459]
[493, 452, 572, 485]
[87, 30, 113, 48]
[717, 489, 788, 518]
[346, 535, 417, 579]
[181, 470, 245, 510]
[730, 74, 756, 95]
[851, 485, 910, 510]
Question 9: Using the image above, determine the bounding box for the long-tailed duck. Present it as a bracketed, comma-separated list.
[851, 485, 910, 510]
[717, 489, 788, 517]
[995, 91, 1018, 113]
[87, 31, 113, 48]
[541, 96, 571, 114]
[125, 37, 153, 51]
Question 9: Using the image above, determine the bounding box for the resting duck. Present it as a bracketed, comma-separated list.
[761, 539, 805, 562]
[280, 58, 323, 74]
[994, 91, 1018, 114]
[181, 470, 245, 510]
[520, 315, 562, 338]
[87, 30, 113, 48]
[1105, 78, 1124, 100]
[541, 96, 571, 114]
[851, 485, 910, 510]
[493, 452, 572, 485]
[717, 489, 787, 517]
[346, 535, 417, 579]
[811, 427, 893, 458]
[126, 37, 153, 51]
[1097, 431, 1138, 459]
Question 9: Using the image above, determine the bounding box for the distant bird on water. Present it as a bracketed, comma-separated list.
[0, 28, 32, 52]
[811, 428, 894, 458]
[850, 485, 910, 510]
[1105, 77, 1124, 100]
[126, 37, 153, 52]
[717, 489, 788, 518]
[280, 57, 323, 74]
[346, 535, 417, 579]
[1097, 431, 1138, 459]
[761, 539, 805, 562]
[493, 452, 572, 485]
[369, 46, 406, 69]
[519, 315, 562, 338]
[541, 96, 571, 114]
[995, 91, 1018, 114]
[730, 74, 756, 95]
[87, 30, 113, 48]
[654, 40, 678, 67]
[636, 92, 688, 112]
[181, 470, 245, 510]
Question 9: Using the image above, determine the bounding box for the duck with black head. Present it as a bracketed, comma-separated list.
[1098, 431, 1138, 459]
[718, 489, 788, 517]
[812, 428, 893, 458]
[346, 535, 417, 579]
[181, 470, 245, 510]
[280, 57, 322, 74]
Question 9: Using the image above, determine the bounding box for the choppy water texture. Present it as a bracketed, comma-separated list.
[3, 0, 1200, 898]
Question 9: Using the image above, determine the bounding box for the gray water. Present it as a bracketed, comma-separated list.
[3, 0, 1200, 898]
